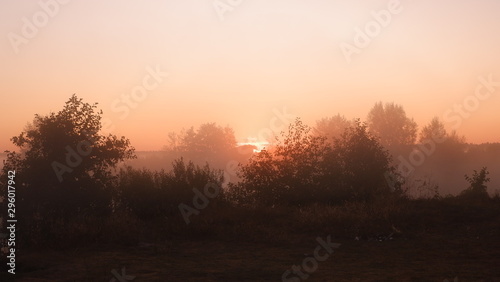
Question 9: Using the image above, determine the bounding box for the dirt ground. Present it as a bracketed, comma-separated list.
[2, 231, 500, 282]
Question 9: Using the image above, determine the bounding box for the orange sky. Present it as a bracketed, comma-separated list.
[1, 0, 500, 151]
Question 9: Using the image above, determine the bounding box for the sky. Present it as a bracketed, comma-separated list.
[1, 0, 500, 152]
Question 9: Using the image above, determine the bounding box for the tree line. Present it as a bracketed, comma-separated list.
[1, 95, 494, 246]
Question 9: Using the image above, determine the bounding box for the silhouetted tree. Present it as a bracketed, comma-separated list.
[116, 158, 224, 219]
[164, 123, 238, 169]
[228, 119, 326, 205]
[1, 95, 135, 223]
[416, 117, 466, 170]
[419, 117, 447, 143]
[367, 102, 418, 148]
[230, 118, 396, 206]
[460, 167, 490, 200]
[313, 114, 353, 143]
[166, 123, 236, 154]
[330, 119, 396, 201]
[419, 117, 465, 146]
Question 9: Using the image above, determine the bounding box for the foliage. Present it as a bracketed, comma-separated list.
[115, 158, 224, 219]
[163, 122, 239, 170]
[313, 114, 353, 143]
[1, 95, 135, 222]
[165, 123, 237, 154]
[229, 119, 331, 205]
[367, 102, 418, 147]
[460, 167, 490, 200]
[330, 119, 396, 200]
[229, 118, 397, 206]
[419, 117, 466, 146]
[419, 117, 447, 143]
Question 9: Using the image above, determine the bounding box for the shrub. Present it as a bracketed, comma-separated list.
[459, 167, 490, 201]
[115, 158, 224, 219]
[229, 118, 398, 206]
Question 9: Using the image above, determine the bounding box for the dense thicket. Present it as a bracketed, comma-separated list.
[116, 158, 224, 219]
[227, 118, 399, 206]
[1, 96, 497, 249]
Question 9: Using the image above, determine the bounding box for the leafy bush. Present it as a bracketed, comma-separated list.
[115, 158, 224, 219]
[459, 167, 490, 201]
[1, 95, 135, 246]
[228, 118, 398, 206]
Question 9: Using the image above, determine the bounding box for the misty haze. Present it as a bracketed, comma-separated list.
[1, 1, 500, 281]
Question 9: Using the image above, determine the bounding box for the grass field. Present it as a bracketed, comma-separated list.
[3, 232, 500, 281]
[2, 197, 500, 281]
